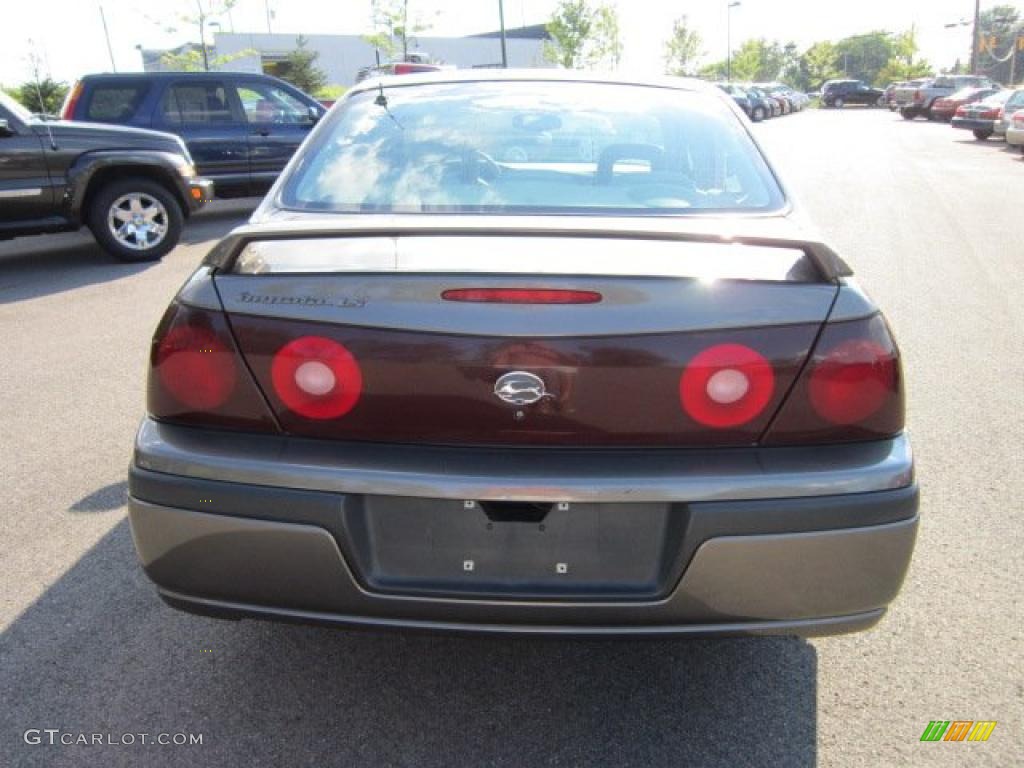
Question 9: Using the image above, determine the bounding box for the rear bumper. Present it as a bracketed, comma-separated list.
[951, 117, 995, 132]
[1006, 126, 1024, 146]
[129, 420, 919, 636]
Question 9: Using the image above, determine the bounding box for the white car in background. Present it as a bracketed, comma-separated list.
[1006, 109, 1024, 152]
[995, 88, 1024, 140]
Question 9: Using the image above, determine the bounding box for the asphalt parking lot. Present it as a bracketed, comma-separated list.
[1, 108, 1020, 767]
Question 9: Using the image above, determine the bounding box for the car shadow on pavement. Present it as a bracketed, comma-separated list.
[178, 199, 259, 246]
[952, 137, 1010, 147]
[0, 201, 256, 306]
[1, 518, 817, 768]
[0, 235, 155, 305]
[68, 482, 128, 513]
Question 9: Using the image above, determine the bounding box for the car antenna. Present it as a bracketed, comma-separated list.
[27, 43, 57, 150]
[374, 81, 403, 130]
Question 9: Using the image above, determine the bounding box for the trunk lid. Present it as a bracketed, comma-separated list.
[212, 233, 838, 447]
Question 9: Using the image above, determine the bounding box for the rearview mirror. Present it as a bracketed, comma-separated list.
[0, 119, 13, 137]
[308, 106, 322, 124]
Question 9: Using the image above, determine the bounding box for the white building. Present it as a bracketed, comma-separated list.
[149, 27, 553, 86]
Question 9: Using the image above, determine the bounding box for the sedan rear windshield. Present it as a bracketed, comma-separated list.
[281, 81, 785, 215]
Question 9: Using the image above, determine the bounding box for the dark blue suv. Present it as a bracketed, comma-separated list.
[61, 72, 326, 198]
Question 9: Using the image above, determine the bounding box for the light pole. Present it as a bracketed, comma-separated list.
[970, 0, 981, 74]
[498, 0, 509, 68]
[195, 0, 210, 71]
[726, 1, 741, 82]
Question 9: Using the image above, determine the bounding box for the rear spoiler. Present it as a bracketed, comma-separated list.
[202, 220, 853, 281]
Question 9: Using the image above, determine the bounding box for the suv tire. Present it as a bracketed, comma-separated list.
[834, 97, 845, 108]
[972, 129, 993, 140]
[88, 178, 184, 263]
[753, 106, 766, 121]
[900, 108, 917, 120]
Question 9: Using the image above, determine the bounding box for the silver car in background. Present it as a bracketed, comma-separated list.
[995, 87, 1024, 139]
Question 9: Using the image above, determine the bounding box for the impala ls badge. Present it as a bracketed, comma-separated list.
[494, 371, 548, 405]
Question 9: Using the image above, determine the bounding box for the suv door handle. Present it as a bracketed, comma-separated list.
[252, 128, 271, 137]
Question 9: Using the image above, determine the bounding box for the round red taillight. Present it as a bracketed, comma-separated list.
[156, 326, 237, 410]
[680, 344, 775, 428]
[809, 340, 895, 425]
[271, 336, 363, 420]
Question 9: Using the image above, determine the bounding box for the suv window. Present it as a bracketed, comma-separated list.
[236, 83, 313, 125]
[160, 83, 235, 125]
[825, 81, 854, 92]
[85, 83, 149, 122]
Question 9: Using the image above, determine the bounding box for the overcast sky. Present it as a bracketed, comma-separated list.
[1, 0, 1005, 86]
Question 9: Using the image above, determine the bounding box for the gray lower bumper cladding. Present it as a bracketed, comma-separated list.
[128, 493, 918, 637]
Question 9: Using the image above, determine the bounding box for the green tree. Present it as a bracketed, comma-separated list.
[11, 77, 68, 115]
[277, 36, 328, 94]
[697, 60, 727, 80]
[153, 0, 243, 71]
[727, 38, 789, 81]
[11, 50, 67, 115]
[160, 46, 253, 71]
[591, 4, 622, 69]
[544, 0, 622, 70]
[834, 30, 894, 85]
[364, 0, 436, 62]
[875, 28, 932, 85]
[798, 41, 842, 90]
[664, 16, 703, 76]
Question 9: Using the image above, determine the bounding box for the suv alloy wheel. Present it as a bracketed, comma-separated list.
[88, 178, 184, 262]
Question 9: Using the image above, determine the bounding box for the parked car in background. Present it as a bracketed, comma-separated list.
[757, 83, 807, 112]
[785, 88, 811, 110]
[0, 88, 210, 261]
[755, 83, 790, 114]
[1005, 108, 1024, 151]
[743, 85, 782, 117]
[884, 80, 927, 110]
[821, 80, 884, 108]
[883, 82, 906, 110]
[355, 61, 446, 83]
[952, 90, 1012, 140]
[930, 86, 1000, 122]
[994, 88, 1024, 138]
[739, 84, 773, 121]
[61, 72, 326, 198]
[895, 75, 995, 120]
[129, 71, 918, 638]
[717, 83, 761, 121]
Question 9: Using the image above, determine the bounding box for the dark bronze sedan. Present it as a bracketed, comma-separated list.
[128, 72, 918, 637]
